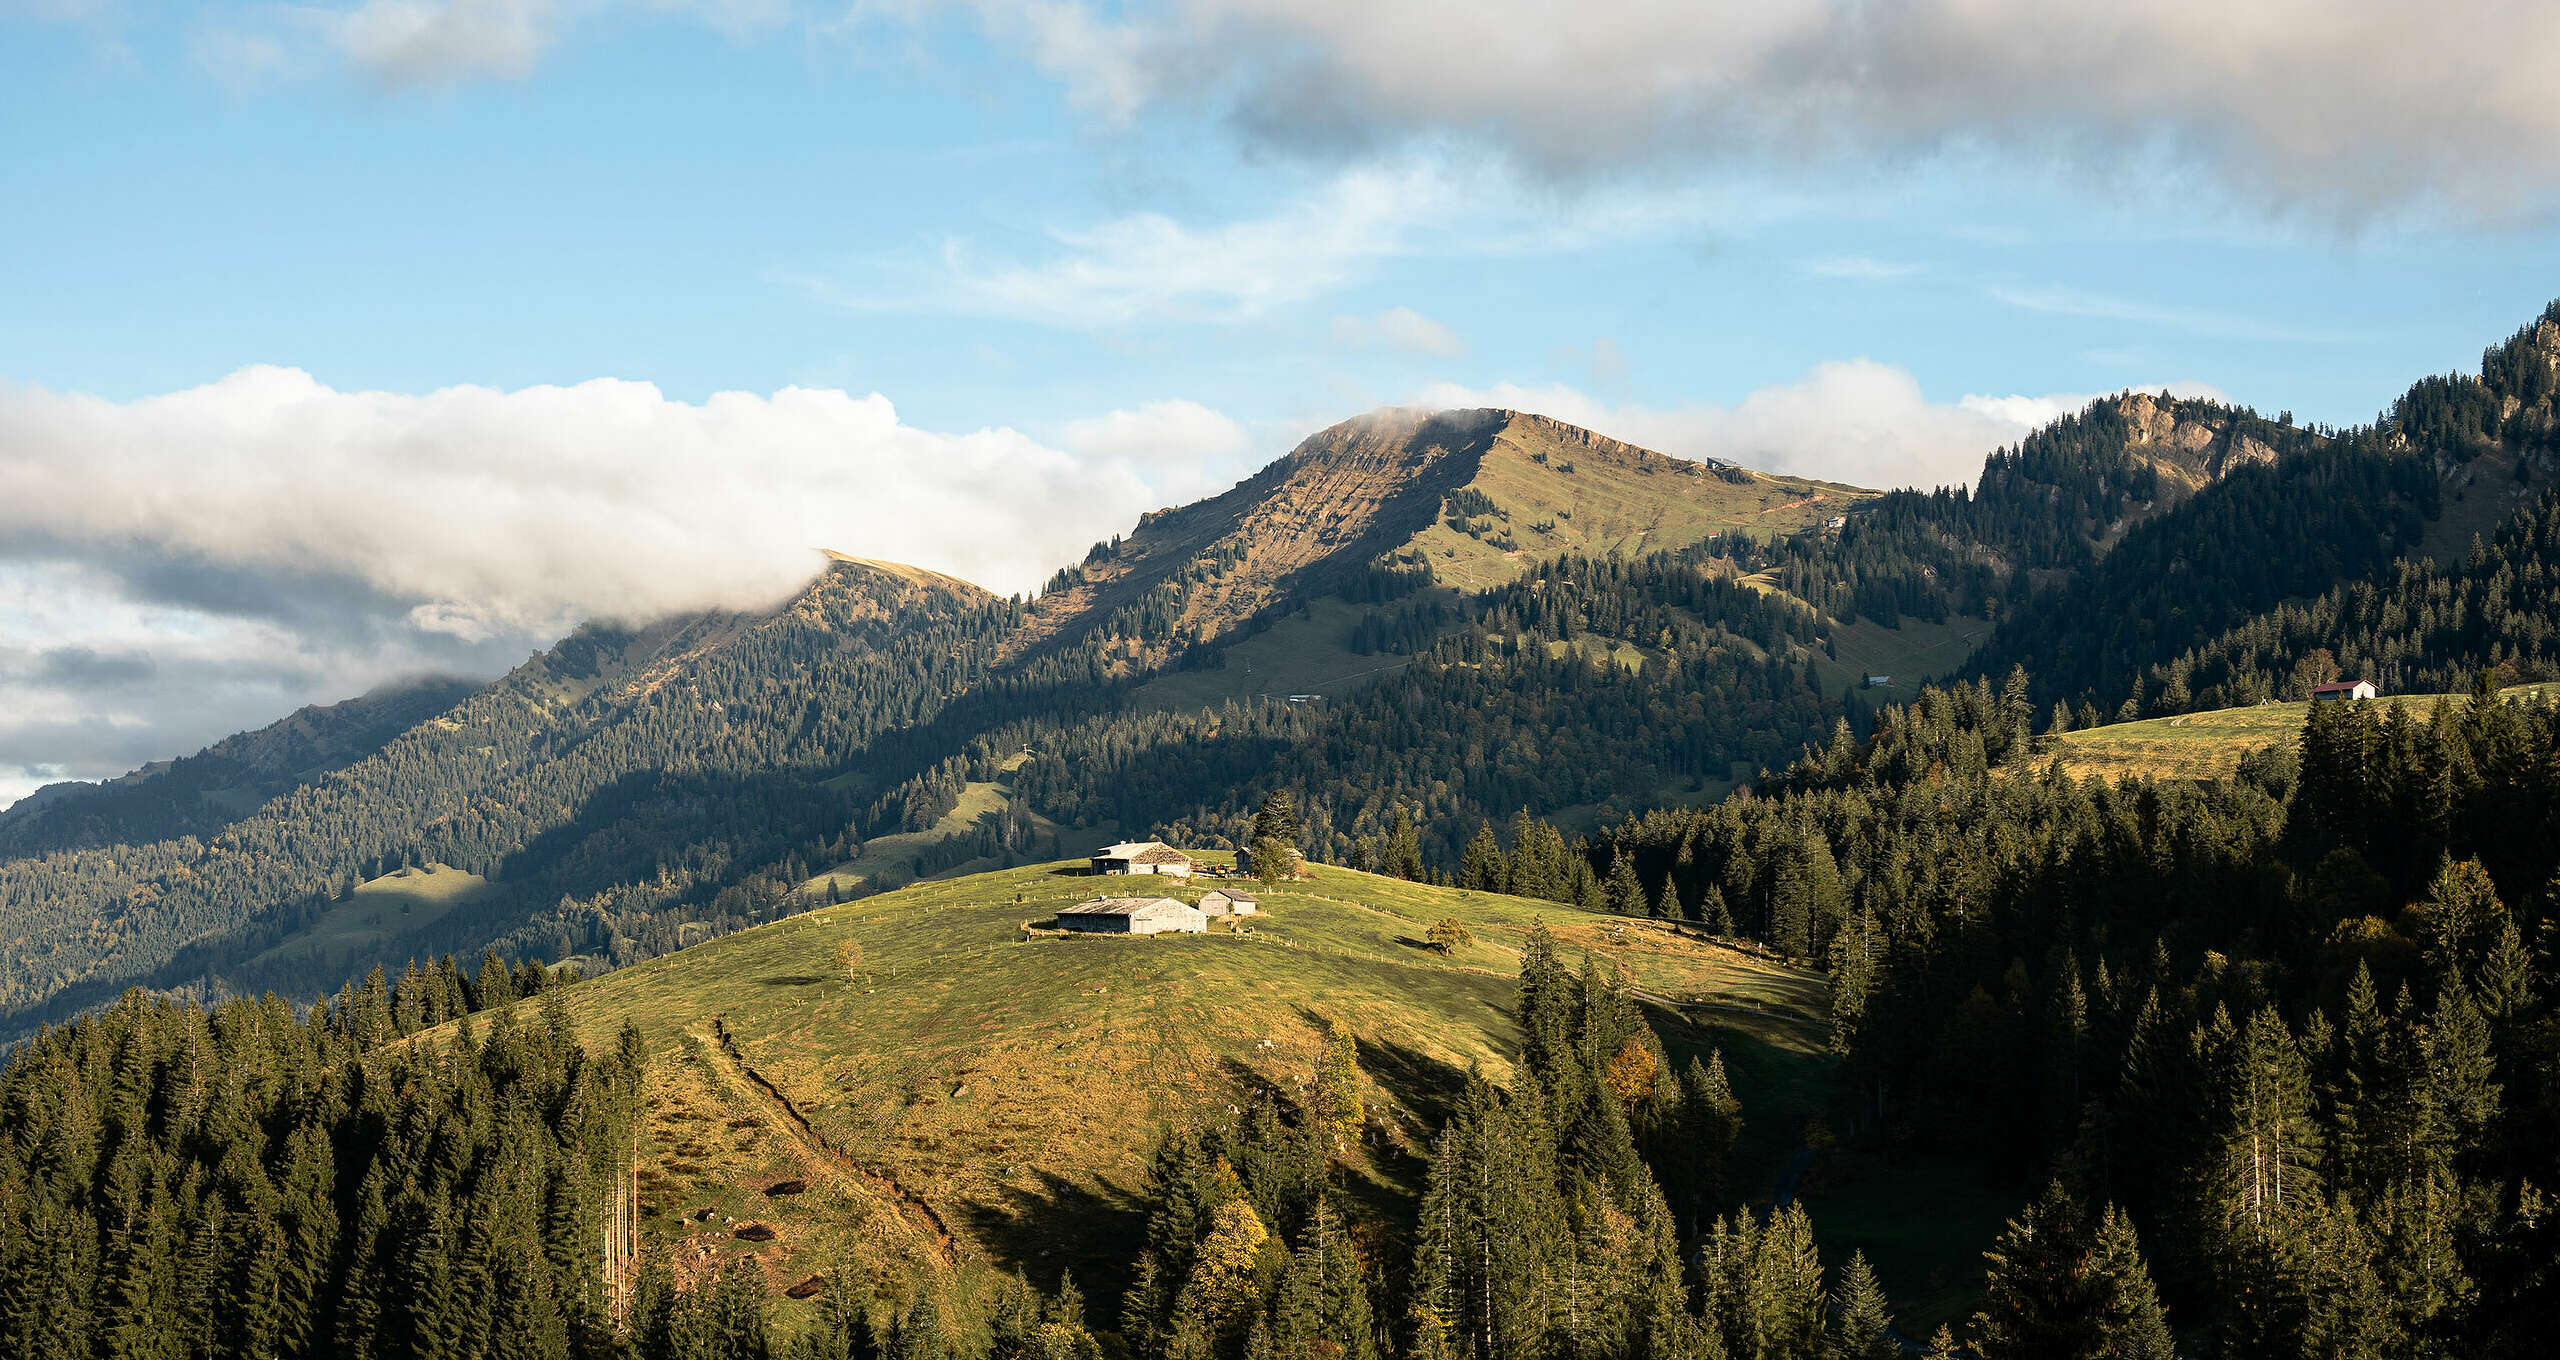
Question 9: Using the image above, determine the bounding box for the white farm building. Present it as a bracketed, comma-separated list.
[1055, 897, 1206, 935]
[1090, 841, 1198, 878]
[1197, 889, 1259, 917]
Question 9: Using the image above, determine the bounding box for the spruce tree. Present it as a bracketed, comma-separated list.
[1458, 824, 1509, 894]
[1830, 1250, 1896, 1360]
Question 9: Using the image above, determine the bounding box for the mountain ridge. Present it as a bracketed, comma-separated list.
[8, 294, 2560, 1037]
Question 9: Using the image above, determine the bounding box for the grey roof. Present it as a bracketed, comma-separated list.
[1059, 896, 1193, 918]
[1091, 840, 1194, 864]
[1202, 888, 1258, 902]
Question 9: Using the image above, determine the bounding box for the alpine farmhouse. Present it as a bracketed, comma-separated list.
[1054, 897, 1207, 935]
[1089, 841, 1198, 878]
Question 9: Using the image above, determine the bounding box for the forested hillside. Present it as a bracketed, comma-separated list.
[1526, 676, 2560, 1355]
[27, 674, 2560, 1357]
[0, 563, 1034, 1031]
[0, 675, 479, 858]
[9, 300, 2560, 1358]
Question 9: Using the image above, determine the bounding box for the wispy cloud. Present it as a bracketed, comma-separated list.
[1802, 254, 1920, 280]
[1330, 307, 1466, 358]
[1988, 284, 2363, 344]
[186, 0, 787, 90]
[803, 160, 1749, 328]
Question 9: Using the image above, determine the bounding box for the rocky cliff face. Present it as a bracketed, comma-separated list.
[2110, 392, 2289, 490]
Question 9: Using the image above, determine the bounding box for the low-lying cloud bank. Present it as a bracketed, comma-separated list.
[0, 359, 2202, 805]
[0, 368, 1242, 803]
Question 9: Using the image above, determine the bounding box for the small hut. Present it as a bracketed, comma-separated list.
[1055, 897, 1206, 935]
[1197, 889, 1260, 917]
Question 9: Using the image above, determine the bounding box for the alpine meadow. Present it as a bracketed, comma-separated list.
[7, 10, 2560, 1360]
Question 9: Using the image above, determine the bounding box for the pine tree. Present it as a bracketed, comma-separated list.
[1975, 1183, 2150, 1360]
[1606, 850, 1646, 918]
[709, 1256, 769, 1360]
[2203, 1006, 2323, 1241]
[2415, 858, 2506, 986]
[1385, 809, 1427, 883]
[1830, 1250, 1896, 1360]
[2085, 1207, 2175, 1360]
[1826, 910, 1878, 1060]
[1458, 824, 1509, 894]
[890, 1293, 946, 1360]
[1121, 1252, 1169, 1360]
[1678, 1052, 1743, 1224]
[1701, 885, 1735, 937]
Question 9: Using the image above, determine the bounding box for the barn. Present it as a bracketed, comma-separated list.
[1055, 897, 1206, 935]
[2311, 680, 2380, 701]
[1197, 889, 1259, 917]
[1090, 841, 1198, 878]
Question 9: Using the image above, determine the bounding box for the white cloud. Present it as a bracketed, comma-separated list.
[940, 0, 2560, 221]
[330, 0, 557, 85]
[1989, 284, 2362, 344]
[0, 368, 1245, 799]
[1588, 336, 1628, 384]
[1959, 383, 2226, 433]
[1330, 306, 1465, 357]
[1418, 361, 2225, 492]
[1059, 398, 1258, 504]
[188, 0, 786, 89]
[810, 159, 1755, 327]
[1803, 255, 1919, 280]
[4, 0, 116, 19]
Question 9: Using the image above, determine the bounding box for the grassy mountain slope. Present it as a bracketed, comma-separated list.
[1403, 411, 1866, 589]
[496, 857, 1828, 1322]
[1020, 408, 1869, 666]
[2043, 682, 2560, 782]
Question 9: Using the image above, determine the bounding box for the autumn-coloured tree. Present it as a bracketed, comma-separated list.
[1426, 917, 1472, 952]
[1605, 1036, 1659, 1107]
[1186, 1200, 1271, 1340]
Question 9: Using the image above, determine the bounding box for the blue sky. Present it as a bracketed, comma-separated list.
[3, 0, 2558, 801]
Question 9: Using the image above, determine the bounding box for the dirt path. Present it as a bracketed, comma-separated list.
[698, 1017, 961, 1267]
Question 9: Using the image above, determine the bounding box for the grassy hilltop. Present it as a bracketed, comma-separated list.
[484, 857, 1830, 1328]
[2043, 682, 2560, 783]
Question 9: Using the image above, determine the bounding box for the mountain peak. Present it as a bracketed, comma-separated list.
[817, 550, 995, 600]
[1008, 406, 1868, 666]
